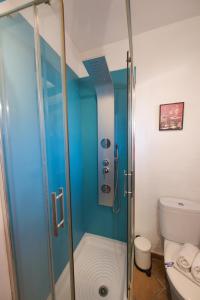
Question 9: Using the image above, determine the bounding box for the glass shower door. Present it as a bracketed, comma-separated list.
[0, 2, 74, 300]
[37, 2, 74, 299]
[0, 9, 54, 300]
[40, 26, 72, 300]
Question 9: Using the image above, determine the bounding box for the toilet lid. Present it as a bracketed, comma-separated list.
[164, 240, 200, 300]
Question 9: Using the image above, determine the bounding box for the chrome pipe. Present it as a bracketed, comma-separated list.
[59, 0, 76, 299]
[0, 0, 49, 18]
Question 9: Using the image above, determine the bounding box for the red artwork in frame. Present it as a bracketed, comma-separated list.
[159, 102, 184, 131]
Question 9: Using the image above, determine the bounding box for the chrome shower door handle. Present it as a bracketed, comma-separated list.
[124, 170, 128, 197]
[51, 187, 64, 237]
[124, 170, 133, 197]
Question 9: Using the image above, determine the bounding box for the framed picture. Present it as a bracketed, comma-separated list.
[159, 102, 184, 131]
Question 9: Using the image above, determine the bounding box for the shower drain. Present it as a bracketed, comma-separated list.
[99, 285, 109, 297]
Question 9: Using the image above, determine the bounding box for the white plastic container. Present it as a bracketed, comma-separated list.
[134, 236, 151, 272]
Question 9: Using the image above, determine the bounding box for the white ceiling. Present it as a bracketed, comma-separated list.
[64, 0, 127, 52]
[64, 0, 200, 52]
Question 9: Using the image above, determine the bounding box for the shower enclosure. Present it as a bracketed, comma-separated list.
[0, 0, 135, 299]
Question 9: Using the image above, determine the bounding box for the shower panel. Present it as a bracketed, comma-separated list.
[84, 57, 115, 207]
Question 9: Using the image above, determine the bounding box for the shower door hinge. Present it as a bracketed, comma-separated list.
[124, 170, 133, 197]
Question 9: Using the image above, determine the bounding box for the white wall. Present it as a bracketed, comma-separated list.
[134, 16, 200, 254]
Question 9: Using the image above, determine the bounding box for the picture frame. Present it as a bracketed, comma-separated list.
[159, 102, 184, 131]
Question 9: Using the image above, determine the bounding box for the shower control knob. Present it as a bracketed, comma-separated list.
[102, 160, 109, 167]
[103, 167, 109, 174]
[101, 184, 111, 193]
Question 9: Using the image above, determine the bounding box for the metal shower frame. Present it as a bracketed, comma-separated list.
[125, 0, 136, 298]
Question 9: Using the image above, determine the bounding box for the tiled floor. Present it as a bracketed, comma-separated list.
[132, 256, 171, 300]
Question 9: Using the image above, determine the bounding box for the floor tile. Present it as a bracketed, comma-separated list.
[155, 288, 170, 300]
[152, 258, 167, 288]
[132, 257, 170, 300]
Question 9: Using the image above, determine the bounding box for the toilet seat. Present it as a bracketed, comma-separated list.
[164, 239, 200, 300]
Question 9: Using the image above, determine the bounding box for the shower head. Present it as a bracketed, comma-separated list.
[83, 56, 113, 89]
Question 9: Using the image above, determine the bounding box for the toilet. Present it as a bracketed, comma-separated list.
[159, 197, 200, 300]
